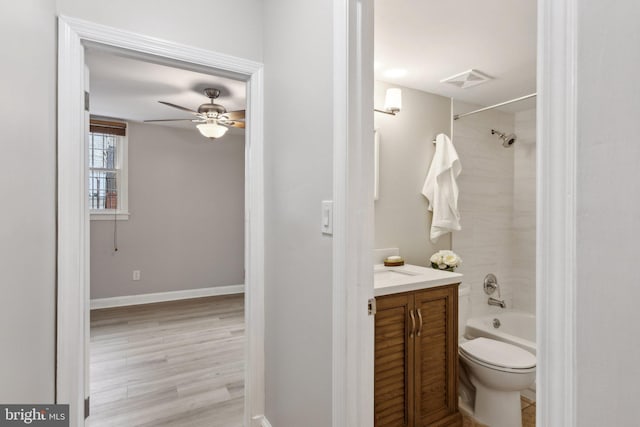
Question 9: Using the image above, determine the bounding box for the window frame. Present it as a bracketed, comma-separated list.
[88, 120, 130, 220]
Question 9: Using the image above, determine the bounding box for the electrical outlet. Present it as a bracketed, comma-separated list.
[133, 270, 141, 281]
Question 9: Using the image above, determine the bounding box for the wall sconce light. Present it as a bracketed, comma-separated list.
[375, 88, 402, 115]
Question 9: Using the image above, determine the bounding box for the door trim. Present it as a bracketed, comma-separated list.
[57, 15, 265, 426]
[332, 0, 375, 425]
[536, 0, 578, 425]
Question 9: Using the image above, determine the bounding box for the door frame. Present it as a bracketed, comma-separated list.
[336, 0, 578, 425]
[332, 0, 374, 427]
[536, 0, 578, 425]
[332, 0, 375, 425]
[56, 16, 265, 427]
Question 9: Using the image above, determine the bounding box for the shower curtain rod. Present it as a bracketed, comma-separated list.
[453, 93, 537, 120]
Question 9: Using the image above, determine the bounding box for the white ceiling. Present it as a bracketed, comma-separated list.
[375, 0, 537, 112]
[85, 48, 246, 134]
[87, 2, 534, 125]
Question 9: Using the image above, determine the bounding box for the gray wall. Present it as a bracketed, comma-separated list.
[90, 122, 244, 299]
[374, 81, 452, 265]
[263, 0, 334, 425]
[0, 0, 57, 403]
[577, 2, 640, 425]
[0, 0, 263, 405]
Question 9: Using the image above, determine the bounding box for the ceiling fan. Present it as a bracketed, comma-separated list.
[144, 88, 245, 139]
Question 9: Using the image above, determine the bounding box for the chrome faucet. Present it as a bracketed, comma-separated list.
[484, 273, 506, 308]
[488, 297, 506, 308]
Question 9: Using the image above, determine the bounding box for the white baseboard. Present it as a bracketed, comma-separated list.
[250, 415, 272, 427]
[90, 284, 245, 309]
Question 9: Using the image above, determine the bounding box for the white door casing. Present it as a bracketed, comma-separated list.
[536, 0, 578, 425]
[83, 64, 90, 416]
[57, 16, 265, 427]
[332, 0, 375, 426]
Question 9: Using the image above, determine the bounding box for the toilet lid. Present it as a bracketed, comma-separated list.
[459, 337, 536, 369]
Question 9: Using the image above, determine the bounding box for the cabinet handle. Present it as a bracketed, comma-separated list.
[417, 308, 423, 337]
[409, 309, 416, 338]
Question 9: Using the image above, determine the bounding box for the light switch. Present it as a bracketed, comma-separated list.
[321, 200, 334, 235]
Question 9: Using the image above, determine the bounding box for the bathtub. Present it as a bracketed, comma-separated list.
[465, 311, 536, 356]
[464, 311, 537, 398]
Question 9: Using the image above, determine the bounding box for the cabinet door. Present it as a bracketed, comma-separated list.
[413, 285, 460, 426]
[374, 293, 414, 427]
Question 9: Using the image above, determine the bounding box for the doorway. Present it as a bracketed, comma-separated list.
[365, 0, 578, 425]
[84, 47, 247, 425]
[57, 16, 265, 427]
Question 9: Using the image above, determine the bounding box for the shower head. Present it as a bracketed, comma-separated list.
[491, 129, 517, 147]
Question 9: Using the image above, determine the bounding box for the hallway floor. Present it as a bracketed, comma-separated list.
[89, 295, 244, 427]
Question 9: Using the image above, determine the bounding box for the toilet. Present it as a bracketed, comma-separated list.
[458, 286, 536, 427]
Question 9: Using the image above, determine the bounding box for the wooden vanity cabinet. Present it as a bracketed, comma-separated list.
[374, 283, 461, 427]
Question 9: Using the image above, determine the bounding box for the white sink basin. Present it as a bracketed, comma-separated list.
[374, 269, 418, 286]
[374, 263, 463, 296]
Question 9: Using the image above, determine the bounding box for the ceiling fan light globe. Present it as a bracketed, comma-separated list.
[197, 122, 228, 139]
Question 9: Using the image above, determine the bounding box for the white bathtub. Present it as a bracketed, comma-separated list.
[465, 311, 536, 356]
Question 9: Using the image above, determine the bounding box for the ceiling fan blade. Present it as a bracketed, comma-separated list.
[227, 121, 246, 129]
[225, 110, 245, 120]
[158, 101, 199, 114]
[144, 118, 197, 122]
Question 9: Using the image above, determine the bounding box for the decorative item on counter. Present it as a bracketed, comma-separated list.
[384, 255, 405, 267]
[430, 250, 462, 272]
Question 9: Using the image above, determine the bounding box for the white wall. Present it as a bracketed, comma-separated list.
[576, 2, 640, 425]
[0, 0, 57, 403]
[511, 109, 536, 314]
[90, 122, 245, 299]
[263, 0, 334, 425]
[374, 81, 452, 264]
[56, 0, 263, 62]
[452, 101, 515, 318]
[0, 0, 263, 404]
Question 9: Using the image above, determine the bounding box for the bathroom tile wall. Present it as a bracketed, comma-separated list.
[511, 109, 536, 314]
[452, 101, 516, 317]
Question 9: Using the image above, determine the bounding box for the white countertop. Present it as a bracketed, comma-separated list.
[374, 263, 463, 297]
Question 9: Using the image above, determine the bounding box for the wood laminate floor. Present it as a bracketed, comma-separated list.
[89, 295, 244, 427]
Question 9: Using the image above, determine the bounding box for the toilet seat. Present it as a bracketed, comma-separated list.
[459, 337, 536, 373]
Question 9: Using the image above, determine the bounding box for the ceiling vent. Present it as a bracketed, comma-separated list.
[440, 69, 493, 89]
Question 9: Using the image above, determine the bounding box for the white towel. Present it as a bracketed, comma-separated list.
[422, 133, 462, 242]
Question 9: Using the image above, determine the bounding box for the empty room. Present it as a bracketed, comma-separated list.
[85, 48, 247, 426]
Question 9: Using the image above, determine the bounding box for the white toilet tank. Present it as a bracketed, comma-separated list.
[458, 285, 471, 340]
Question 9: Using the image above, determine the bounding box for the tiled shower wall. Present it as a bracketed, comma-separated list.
[512, 109, 536, 314]
[452, 103, 537, 317]
[452, 101, 516, 317]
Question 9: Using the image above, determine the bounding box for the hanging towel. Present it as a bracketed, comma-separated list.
[422, 133, 462, 242]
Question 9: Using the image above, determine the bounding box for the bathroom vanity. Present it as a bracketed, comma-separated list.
[374, 264, 462, 427]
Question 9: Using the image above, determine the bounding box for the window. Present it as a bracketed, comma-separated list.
[89, 119, 129, 220]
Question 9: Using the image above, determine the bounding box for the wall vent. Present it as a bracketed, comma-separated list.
[440, 69, 493, 89]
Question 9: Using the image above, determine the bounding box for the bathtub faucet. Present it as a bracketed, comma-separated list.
[488, 297, 506, 308]
[484, 273, 506, 308]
